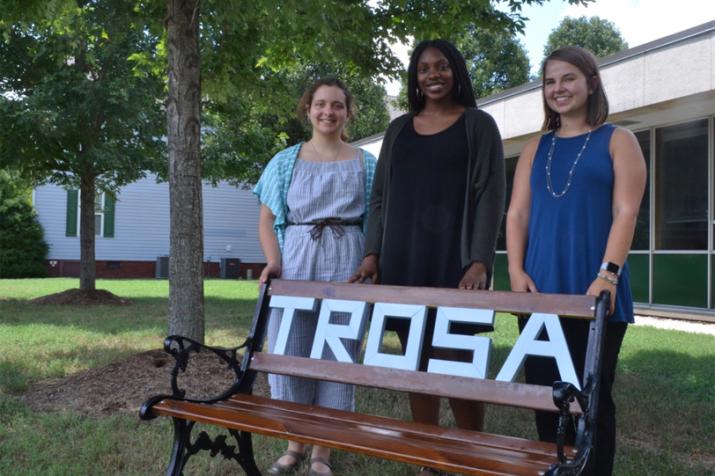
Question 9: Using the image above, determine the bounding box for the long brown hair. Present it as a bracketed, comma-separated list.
[541, 46, 609, 131]
[297, 77, 354, 141]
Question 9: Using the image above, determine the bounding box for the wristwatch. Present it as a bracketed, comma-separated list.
[600, 261, 621, 276]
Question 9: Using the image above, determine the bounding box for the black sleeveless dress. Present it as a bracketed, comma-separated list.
[380, 114, 467, 289]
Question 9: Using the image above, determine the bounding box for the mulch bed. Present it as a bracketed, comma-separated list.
[22, 289, 269, 416]
[30, 289, 132, 306]
[20, 349, 269, 417]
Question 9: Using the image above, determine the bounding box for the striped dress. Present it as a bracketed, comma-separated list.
[266, 153, 365, 411]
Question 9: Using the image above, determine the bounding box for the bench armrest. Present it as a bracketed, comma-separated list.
[139, 335, 253, 420]
[543, 381, 590, 475]
[546, 291, 610, 474]
[164, 335, 249, 399]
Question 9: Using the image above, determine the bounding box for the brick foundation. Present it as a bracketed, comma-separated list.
[45, 260, 266, 280]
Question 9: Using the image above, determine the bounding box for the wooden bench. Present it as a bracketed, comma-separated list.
[140, 279, 609, 475]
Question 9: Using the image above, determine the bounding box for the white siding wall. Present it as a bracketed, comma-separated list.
[34, 184, 78, 260]
[34, 174, 263, 263]
[203, 183, 263, 263]
[359, 141, 383, 159]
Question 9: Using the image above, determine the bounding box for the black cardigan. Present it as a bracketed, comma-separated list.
[365, 107, 506, 274]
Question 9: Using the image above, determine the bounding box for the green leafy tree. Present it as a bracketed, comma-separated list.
[544, 16, 628, 60]
[201, 65, 390, 185]
[457, 26, 531, 99]
[0, 170, 48, 278]
[347, 77, 391, 141]
[0, 0, 165, 293]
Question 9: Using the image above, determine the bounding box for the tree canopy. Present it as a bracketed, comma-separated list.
[0, 0, 166, 290]
[177, 0, 570, 184]
[543, 15, 628, 60]
[457, 26, 531, 100]
[0, 0, 165, 190]
[202, 64, 390, 185]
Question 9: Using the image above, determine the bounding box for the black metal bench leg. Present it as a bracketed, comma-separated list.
[166, 418, 194, 476]
[230, 429, 261, 476]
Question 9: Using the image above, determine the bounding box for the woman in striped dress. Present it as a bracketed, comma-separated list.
[253, 77, 377, 476]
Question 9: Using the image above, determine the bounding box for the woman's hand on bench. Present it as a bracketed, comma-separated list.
[349, 254, 379, 284]
[458, 262, 488, 290]
[260, 261, 282, 284]
[508, 268, 538, 293]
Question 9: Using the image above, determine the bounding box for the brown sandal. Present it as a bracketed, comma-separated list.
[307, 456, 333, 476]
[267, 449, 307, 475]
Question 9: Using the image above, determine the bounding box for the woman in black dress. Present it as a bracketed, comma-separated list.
[351, 39, 505, 476]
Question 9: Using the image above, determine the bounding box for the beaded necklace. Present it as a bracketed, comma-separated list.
[545, 129, 592, 198]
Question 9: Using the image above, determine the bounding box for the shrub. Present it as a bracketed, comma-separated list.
[0, 171, 48, 278]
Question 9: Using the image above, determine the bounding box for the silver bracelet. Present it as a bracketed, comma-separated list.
[597, 272, 618, 286]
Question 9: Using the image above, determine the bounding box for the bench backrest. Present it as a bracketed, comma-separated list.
[268, 279, 596, 317]
[242, 279, 606, 415]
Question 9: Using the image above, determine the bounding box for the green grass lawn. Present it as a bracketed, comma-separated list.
[1, 278, 713, 475]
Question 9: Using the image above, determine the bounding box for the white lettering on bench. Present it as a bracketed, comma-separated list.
[363, 303, 427, 371]
[426, 307, 494, 379]
[310, 299, 369, 362]
[496, 313, 580, 389]
[269, 296, 317, 355]
[268, 297, 580, 387]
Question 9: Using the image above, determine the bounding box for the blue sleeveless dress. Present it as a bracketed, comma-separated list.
[524, 124, 634, 323]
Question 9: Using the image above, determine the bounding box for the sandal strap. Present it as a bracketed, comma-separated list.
[310, 457, 333, 469]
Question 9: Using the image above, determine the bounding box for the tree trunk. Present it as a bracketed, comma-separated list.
[79, 172, 96, 292]
[166, 0, 204, 342]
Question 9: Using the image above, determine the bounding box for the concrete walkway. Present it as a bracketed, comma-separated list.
[634, 315, 715, 336]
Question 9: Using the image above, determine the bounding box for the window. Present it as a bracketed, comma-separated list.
[654, 119, 708, 250]
[94, 192, 105, 237]
[65, 190, 115, 238]
[631, 130, 651, 250]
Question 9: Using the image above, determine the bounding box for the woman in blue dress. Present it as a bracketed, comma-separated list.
[506, 46, 646, 475]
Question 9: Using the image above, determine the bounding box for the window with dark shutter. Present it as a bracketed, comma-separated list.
[65, 190, 78, 237]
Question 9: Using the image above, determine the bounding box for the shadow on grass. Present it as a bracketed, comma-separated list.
[0, 295, 261, 393]
[1, 344, 157, 394]
[0, 296, 259, 334]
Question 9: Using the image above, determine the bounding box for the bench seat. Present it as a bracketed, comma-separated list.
[152, 392, 575, 476]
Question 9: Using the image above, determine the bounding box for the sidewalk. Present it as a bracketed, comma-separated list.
[634, 315, 715, 336]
